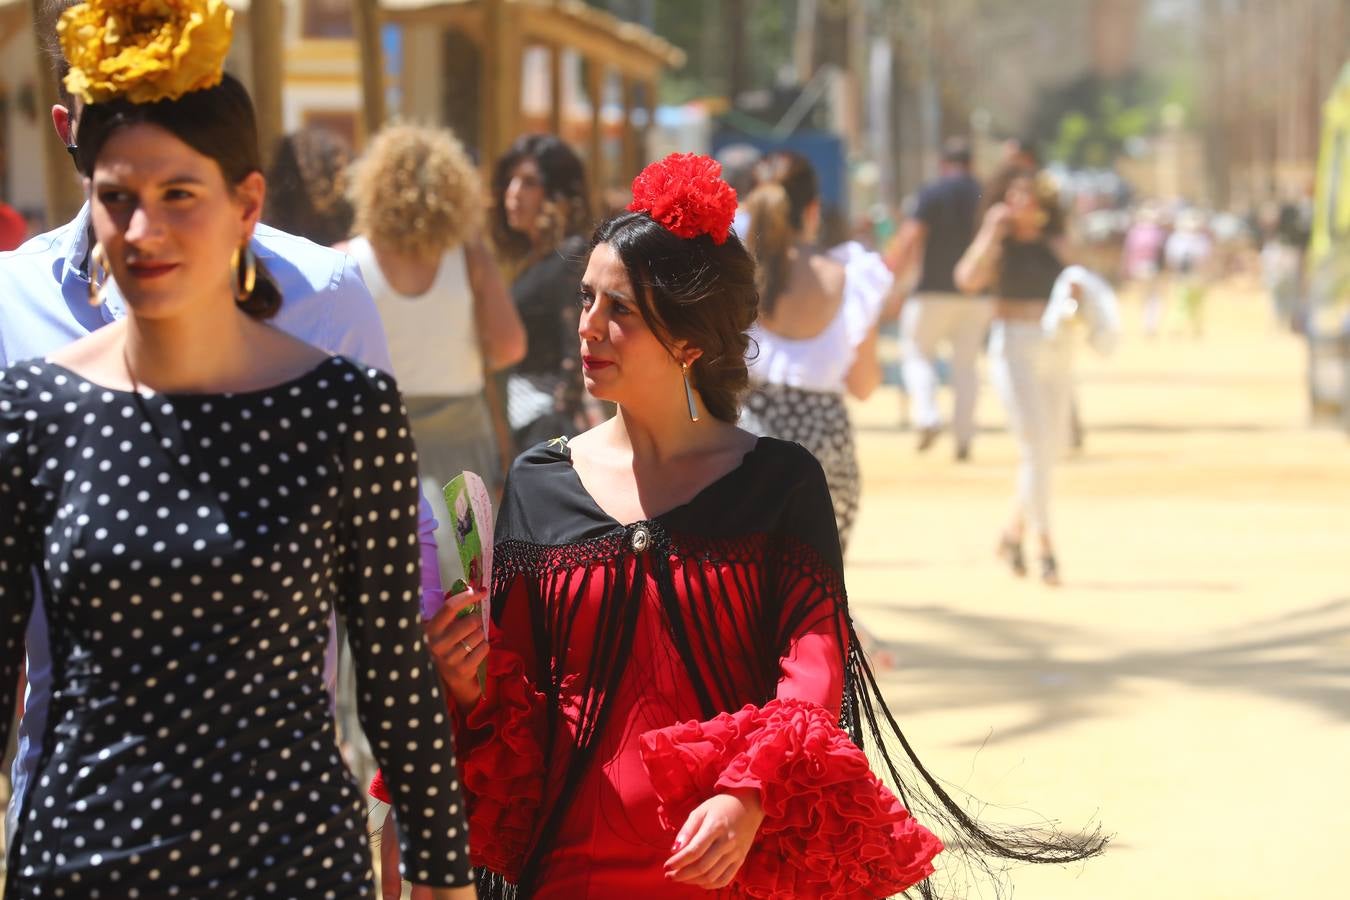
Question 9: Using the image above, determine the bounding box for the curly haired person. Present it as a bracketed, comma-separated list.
[337, 123, 525, 586]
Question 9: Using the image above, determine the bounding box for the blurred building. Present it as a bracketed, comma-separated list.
[0, 0, 372, 223]
[383, 0, 681, 197]
[0, 0, 680, 227]
[1199, 0, 1349, 210]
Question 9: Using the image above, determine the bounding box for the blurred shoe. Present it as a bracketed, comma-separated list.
[916, 426, 941, 453]
[1040, 554, 1061, 586]
[955, 442, 971, 462]
[997, 535, 1026, 577]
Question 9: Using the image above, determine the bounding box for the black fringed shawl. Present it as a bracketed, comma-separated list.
[469, 437, 1102, 899]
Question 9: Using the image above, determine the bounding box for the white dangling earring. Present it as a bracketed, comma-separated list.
[682, 362, 700, 423]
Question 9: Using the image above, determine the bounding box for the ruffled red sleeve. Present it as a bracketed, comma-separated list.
[639, 697, 943, 899]
[458, 647, 548, 879]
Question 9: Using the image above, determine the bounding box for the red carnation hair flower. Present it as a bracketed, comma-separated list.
[627, 153, 739, 245]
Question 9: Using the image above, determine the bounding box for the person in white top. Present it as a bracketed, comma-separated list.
[740, 151, 902, 552]
[337, 124, 525, 590]
[1163, 210, 1215, 338]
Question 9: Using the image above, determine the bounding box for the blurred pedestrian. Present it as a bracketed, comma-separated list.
[888, 137, 988, 459]
[741, 151, 900, 553]
[263, 127, 356, 246]
[340, 123, 526, 585]
[0, 2, 472, 894]
[491, 134, 597, 450]
[1120, 202, 1168, 334]
[1003, 135, 1041, 171]
[1164, 210, 1215, 338]
[0, 201, 27, 251]
[715, 142, 762, 239]
[1261, 200, 1310, 331]
[956, 165, 1074, 585]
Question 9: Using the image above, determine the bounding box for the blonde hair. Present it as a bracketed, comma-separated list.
[348, 123, 483, 259]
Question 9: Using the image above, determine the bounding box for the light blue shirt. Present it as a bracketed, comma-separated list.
[1, 204, 444, 852]
[0, 205, 391, 366]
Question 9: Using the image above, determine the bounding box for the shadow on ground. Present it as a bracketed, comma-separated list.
[860, 598, 1350, 746]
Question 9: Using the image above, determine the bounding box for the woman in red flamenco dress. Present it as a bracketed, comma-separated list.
[376, 155, 1103, 898]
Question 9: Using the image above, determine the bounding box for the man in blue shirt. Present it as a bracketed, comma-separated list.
[2, 1, 445, 858]
[888, 139, 988, 460]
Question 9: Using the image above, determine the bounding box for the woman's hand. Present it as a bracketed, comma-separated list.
[956, 203, 1011, 295]
[982, 201, 1012, 236]
[384, 817, 479, 900]
[424, 586, 490, 713]
[663, 789, 766, 890]
[414, 886, 478, 900]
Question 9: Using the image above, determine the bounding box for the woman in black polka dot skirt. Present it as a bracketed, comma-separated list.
[0, 6, 472, 898]
[739, 152, 898, 554]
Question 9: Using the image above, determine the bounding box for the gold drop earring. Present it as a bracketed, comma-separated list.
[88, 242, 110, 307]
[682, 361, 700, 423]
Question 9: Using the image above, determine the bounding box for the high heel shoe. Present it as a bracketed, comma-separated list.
[998, 535, 1027, 577]
[1040, 554, 1061, 586]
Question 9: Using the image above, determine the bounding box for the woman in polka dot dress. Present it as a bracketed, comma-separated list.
[0, 7, 473, 898]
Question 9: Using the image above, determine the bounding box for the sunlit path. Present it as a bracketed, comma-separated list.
[847, 282, 1350, 898]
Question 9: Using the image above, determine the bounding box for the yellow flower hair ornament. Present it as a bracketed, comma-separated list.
[58, 0, 234, 106]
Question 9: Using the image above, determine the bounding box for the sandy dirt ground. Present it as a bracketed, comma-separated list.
[848, 282, 1350, 899]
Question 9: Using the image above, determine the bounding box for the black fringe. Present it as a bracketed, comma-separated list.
[470, 528, 1107, 899]
[842, 620, 1109, 899]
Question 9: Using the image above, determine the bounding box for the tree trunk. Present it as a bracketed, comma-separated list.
[248, 0, 285, 169]
[724, 0, 748, 103]
[1089, 0, 1142, 78]
[353, 0, 387, 142]
[794, 0, 817, 83]
[1201, 0, 1229, 208]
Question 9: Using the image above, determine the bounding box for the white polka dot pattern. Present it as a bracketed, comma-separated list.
[0, 357, 471, 897]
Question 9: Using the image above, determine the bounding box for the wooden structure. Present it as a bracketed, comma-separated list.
[247, 0, 285, 171]
[4, 0, 681, 222]
[0, 1, 26, 46]
[382, 0, 683, 196]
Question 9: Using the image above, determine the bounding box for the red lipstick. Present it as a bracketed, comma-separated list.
[125, 261, 179, 279]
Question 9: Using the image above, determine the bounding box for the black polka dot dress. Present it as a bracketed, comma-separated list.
[0, 357, 472, 898]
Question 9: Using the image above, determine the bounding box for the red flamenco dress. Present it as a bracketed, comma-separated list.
[377, 437, 943, 897]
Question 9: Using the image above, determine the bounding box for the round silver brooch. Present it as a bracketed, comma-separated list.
[630, 524, 652, 553]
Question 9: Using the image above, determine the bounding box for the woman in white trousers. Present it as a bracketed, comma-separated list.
[956, 165, 1074, 585]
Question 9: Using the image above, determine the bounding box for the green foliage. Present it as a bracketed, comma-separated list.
[1039, 72, 1170, 167]
[584, 0, 797, 104]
